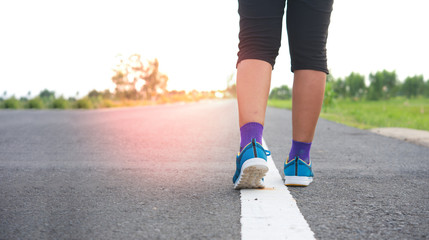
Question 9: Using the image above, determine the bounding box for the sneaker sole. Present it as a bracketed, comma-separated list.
[284, 176, 313, 187]
[234, 158, 268, 190]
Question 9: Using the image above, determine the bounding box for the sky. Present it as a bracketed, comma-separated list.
[0, 0, 428, 98]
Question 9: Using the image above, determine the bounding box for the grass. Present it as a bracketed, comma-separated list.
[267, 99, 292, 110]
[268, 98, 429, 131]
[0, 92, 222, 110]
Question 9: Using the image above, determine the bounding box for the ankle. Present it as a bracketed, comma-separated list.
[288, 140, 312, 164]
[240, 122, 264, 150]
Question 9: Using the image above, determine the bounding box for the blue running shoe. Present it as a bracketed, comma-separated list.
[284, 156, 313, 186]
[233, 138, 270, 189]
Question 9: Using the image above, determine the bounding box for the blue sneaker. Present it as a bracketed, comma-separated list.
[284, 156, 314, 186]
[233, 138, 270, 189]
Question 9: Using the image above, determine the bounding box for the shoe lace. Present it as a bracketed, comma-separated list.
[265, 150, 271, 156]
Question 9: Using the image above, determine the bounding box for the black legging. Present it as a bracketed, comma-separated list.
[237, 0, 334, 74]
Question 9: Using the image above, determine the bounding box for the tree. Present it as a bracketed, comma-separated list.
[39, 89, 56, 103]
[269, 85, 291, 100]
[225, 73, 236, 98]
[39, 89, 55, 99]
[111, 55, 140, 99]
[367, 70, 398, 100]
[141, 58, 168, 100]
[345, 72, 366, 99]
[102, 89, 112, 99]
[112, 54, 168, 100]
[323, 80, 335, 112]
[401, 75, 425, 98]
[424, 79, 429, 98]
[88, 89, 101, 98]
[332, 78, 346, 98]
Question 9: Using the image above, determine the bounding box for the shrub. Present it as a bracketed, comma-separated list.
[269, 85, 291, 100]
[157, 95, 170, 104]
[88, 96, 102, 108]
[322, 81, 336, 112]
[52, 97, 69, 109]
[4, 97, 20, 109]
[75, 98, 93, 109]
[100, 99, 116, 108]
[28, 97, 44, 109]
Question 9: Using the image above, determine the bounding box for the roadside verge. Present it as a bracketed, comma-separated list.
[370, 128, 429, 148]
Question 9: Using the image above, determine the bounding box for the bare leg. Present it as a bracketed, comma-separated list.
[236, 59, 272, 127]
[292, 70, 326, 143]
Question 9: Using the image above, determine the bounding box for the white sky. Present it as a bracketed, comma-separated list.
[0, 0, 428, 98]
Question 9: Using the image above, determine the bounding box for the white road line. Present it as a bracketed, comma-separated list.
[240, 138, 315, 240]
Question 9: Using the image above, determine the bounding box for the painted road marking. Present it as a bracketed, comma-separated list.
[240, 139, 315, 240]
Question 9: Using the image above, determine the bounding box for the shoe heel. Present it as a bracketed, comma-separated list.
[284, 176, 313, 187]
[234, 158, 268, 189]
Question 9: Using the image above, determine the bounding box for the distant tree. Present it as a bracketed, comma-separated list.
[226, 73, 234, 87]
[112, 54, 168, 100]
[323, 80, 335, 112]
[332, 78, 346, 99]
[401, 75, 425, 98]
[269, 85, 291, 100]
[102, 89, 112, 99]
[39, 89, 55, 101]
[225, 73, 236, 98]
[88, 89, 101, 98]
[367, 70, 398, 100]
[326, 72, 335, 82]
[225, 84, 237, 98]
[112, 55, 139, 98]
[345, 72, 366, 99]
[38, 89, 56, 107]
[142, 58, 168, 100]
[424, 79, 429, 98]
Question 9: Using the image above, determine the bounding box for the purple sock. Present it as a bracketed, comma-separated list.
[288, 140, 312, 164]
[240, 122, 263, 151]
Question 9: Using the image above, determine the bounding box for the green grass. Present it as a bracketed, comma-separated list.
[268, 98, 429, 131]
[267, 99, 292, 110]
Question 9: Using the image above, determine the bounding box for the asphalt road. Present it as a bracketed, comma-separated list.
[264, 105, 429, 239]
[1, 100, 428, 239]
